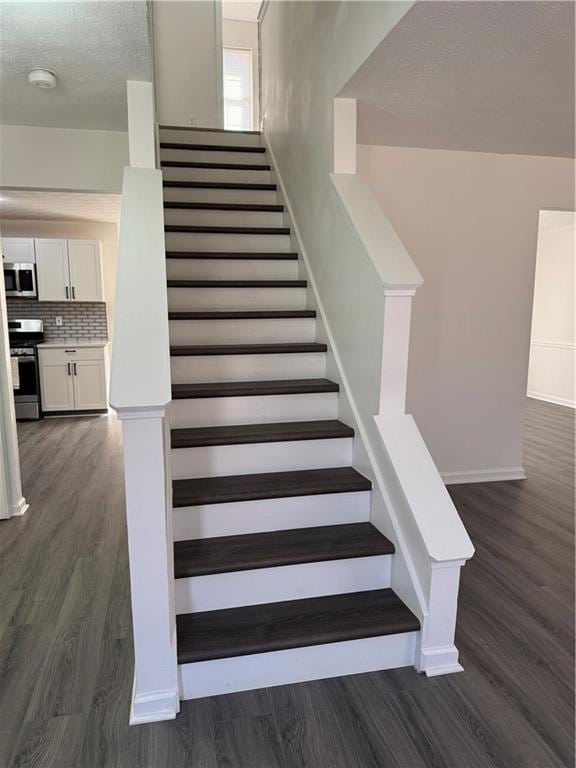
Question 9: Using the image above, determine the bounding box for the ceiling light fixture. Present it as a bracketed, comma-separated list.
[28, 69, 57, 89]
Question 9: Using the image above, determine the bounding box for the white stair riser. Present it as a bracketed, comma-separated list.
[163, 187, 278, 205]
[178, 632, 418, 700]
[171, 437, 353, 479]
[166, 258, 298, 281]
[164, 208, 284, 228]
[164, 232, 291, 253]
[167, 287, 307, 311]
[170, 353, 326, 384]
[170, 391, 338, 428]
[169, 317, 316, 345]
[175, 556, 391, 614]
[161, 148, 268, 165]
[162, 167, 272, 184]
[160, 129, 262, 147]
[173, 489, 370, 540]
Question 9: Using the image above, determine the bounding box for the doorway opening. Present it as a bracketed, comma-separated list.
[527, 210, 576, 409]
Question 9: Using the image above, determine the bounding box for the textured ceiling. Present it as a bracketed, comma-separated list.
[0, 190, 121, 223]
[222, 1, 261, 22]
[0, 1, 152, 130]
[342, 1, 575, 157]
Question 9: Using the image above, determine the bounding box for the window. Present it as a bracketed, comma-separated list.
[223, 48, 253, 131]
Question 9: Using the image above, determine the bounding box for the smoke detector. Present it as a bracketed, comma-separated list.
[28, 69, 57, 89]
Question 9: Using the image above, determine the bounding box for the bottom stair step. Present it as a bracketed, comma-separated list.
[176, 588, 420, 663]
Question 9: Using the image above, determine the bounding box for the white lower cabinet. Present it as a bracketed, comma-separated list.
[39, 346, 108, 413]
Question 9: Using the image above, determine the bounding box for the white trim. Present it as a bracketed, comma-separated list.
[527, 392, 576, 409]
[530, 339, 576, 350]
[10, 496, 29, 517]
[442, 467, 527, 485]
[129, 676, 179, 725]
[419, 646, 464, 677]
[214, 0, 225, 129]
[179, 632, 417, 700]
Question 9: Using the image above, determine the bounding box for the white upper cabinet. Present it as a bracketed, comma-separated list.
[68, 240, 103, 302]
[36, 238, 104, 303]
[1, 238, 36, 263]
[35, 239, 70, 301]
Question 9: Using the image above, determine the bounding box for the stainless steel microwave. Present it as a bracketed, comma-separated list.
[3, 262, 37, 298]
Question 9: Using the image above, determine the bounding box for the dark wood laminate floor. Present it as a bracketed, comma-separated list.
[0, 398, 573, 767]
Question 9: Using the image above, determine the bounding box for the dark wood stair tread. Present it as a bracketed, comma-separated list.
[171, 378, 339, 399]
[164, 202, 283, 212]
[167, 279, 306, 288]
[170, 342, 327, 357]
[166, 251, 297, 260]
[163, 181, 276, 190]
[171, 419, 353, 448]
[159, 125, 261, 136]
[160, 142, 266, 153]
[165, 225, 289, 234]
[169, 309, 315, 320]
[176, 589, 420, 664]
[162, 161, 271, 170]
[173, 467, 371, 507]
[174, 523, 394, 579]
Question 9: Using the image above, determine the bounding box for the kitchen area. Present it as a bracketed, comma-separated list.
[4, 235, 110, 420]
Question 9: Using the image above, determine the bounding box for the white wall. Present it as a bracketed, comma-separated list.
[0, 219, 118, 338]
[357, 145, 575, 480]
[223, 19, 259, 130]
[0, 125, 128, 193]
[260, 0, 412, 434]
[153, 0, 223, 128]
[527, 210, 575, 408]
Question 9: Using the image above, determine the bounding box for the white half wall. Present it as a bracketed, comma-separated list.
[357, 145, 575, 479]
[223, 18, 259, 130]
[527, 210, 576, 408]
[0, 220, 118, 339]
[152, 0, 223, 128]
[0, 125, 128, 193]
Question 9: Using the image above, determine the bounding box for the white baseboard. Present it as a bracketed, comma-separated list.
[527, 391, 576, 409]
[442, 467, 526, 485]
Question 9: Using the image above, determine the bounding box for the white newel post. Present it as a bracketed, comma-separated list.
[111, 156, 176, 720]
[118, 406, 179, 723]
[418, 559, 466, 676]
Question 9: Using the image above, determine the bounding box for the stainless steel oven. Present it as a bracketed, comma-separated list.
[4, 262, 37, 298]
[9, 320, 44, 420]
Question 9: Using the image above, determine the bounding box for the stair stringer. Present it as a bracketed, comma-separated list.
[264, 130, 473, 677]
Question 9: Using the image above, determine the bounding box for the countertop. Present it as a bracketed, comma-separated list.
[37, 340, 110, 349]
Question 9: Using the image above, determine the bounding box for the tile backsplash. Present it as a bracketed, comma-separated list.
[7, 299, 108, 341]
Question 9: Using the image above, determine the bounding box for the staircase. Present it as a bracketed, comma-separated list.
[159, 126, 421, 700]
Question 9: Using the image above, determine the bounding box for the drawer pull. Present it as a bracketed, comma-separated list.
[64, 349, 76, 353]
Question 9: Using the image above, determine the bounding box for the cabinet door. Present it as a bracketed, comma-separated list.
[72, 360, 107, 410]
[1, 238, 35, 263]
[68, 240, 103, 302]
[35, 239, 70, 301]
[40, 360, 75, 411]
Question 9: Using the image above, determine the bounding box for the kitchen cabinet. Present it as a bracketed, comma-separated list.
[1, 238, 36, 263]
[38, 344, 108, 413]
[35, 239, 69, 301]
[36, 238, 104, 303]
